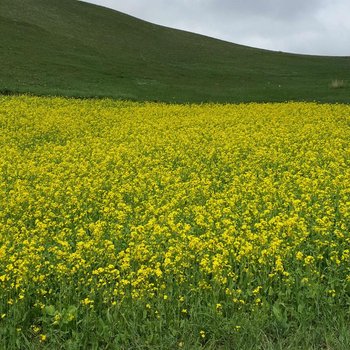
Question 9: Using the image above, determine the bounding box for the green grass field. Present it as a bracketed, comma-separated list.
[1, 0, 350, 103]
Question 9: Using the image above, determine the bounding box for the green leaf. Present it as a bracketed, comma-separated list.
[272, 304, 283, 322]
[45, 305, 56, 316]
[67, 305, 77, 314]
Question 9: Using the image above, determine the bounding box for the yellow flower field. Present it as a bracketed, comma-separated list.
[0, 95, 349, 348]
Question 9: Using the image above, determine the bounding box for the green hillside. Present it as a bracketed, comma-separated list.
[1, 0, 349, 103]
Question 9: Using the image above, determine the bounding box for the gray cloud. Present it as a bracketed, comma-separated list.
[82, 0, 350, 56]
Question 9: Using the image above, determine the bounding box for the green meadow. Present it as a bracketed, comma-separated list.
[0, 0, 349, 103]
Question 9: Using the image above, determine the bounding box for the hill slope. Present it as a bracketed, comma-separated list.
[1, 0, 349, 103]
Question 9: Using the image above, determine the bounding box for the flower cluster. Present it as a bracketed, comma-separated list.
[0, 96, 349, 330]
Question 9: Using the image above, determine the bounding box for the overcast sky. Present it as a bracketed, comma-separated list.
[82, 0, 349, 56]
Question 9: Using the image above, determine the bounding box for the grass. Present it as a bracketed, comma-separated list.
[0, 0, 350, 103]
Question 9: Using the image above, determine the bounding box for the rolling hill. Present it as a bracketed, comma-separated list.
[1, 0, 349, 103]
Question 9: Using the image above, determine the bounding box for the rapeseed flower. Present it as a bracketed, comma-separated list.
[0, 95, 349, 337]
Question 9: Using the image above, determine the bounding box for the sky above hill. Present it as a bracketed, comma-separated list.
[83, 0, 349, 56]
